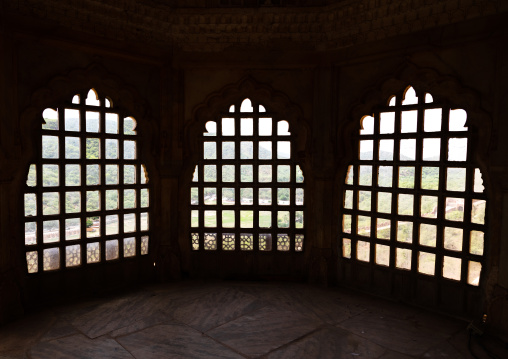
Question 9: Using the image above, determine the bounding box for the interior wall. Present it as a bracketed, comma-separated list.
[330, 23, 507, 336]
[0, 9, 508, 339]
[0, 31, 169, 317]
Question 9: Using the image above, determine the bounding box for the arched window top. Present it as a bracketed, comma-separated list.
[387, 87, 435, 107]
[24, 89, 151, 274]
[85, 88, 100, 106]
[277, 121, 290, 136]
[42, 108, 59, 130]
[342, 86, 486, 289]
[240, 98, 253, 112]
[203, 117, 295, 138]
[203, 99, 292, 138]
[227, 98, 268, 114]
[204, 121, 217, 136]
[74, 90, 113, 108]
[190, 98, 305, 252]
[402, 86, 418, 105]
[359, 115, 374, 135]
[124, 116, 137, 135]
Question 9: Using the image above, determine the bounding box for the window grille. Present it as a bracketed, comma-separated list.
[190, 98, 305, 252]
[24, 89, 150, 273]
[341, 87, 486, 286]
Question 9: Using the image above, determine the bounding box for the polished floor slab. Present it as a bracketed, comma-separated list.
[0, 280, 506, 359]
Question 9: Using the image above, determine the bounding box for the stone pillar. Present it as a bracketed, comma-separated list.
[307, 65, 337, 285]
[0, 30, 24, 323]
[481, 43, 508, 339]
[485, 188, 508, 340]
[155, 64, 182, 281]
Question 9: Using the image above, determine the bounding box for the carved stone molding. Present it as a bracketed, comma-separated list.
[3, 0, 506, 52]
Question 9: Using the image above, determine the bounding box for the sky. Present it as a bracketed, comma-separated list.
[360, 87, 468, 160]
[205, 98, 291, 156]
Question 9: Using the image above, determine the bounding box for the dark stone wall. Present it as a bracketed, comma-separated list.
[0, 3, 508, 340]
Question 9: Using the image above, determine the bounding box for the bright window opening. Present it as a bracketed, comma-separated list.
[24, 89, 151, 273]
[191, 98, 305, 252]
[341, 86, 486, 286]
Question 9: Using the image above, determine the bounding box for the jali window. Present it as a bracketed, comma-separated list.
[190, 98, 305, 252]
[24, 89, 150, 273]
[341, 86, 486, 286]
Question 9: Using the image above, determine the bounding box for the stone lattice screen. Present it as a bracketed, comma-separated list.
[190, 98, 305, 252]
[341, 86, 486, 286]
[24, 89, 150, 273]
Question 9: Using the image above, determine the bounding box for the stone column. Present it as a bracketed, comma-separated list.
[0, 30, 24, 323]
[307, 65, 337, 285]
[154, 64, 182, 281]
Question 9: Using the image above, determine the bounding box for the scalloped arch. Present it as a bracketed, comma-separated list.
[18, 63, 157, 177]
[186, 76, 309, 163]
[341, 67, 491, 166]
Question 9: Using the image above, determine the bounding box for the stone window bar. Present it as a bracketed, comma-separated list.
[190, 98, 305, 252]
[23, 89, 151, 273]
[341, 87, 486, 287]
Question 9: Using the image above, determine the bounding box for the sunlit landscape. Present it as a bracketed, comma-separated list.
[341, 87, 485, 286]
[23, 89, 150, 273]
[190, 99, 305, 251]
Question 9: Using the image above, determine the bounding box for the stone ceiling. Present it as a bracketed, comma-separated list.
[149, 0, 334, 7]
[2, 0, 505, 52]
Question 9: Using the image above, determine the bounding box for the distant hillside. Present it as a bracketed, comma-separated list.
[361, 150, 440, 162]
[32, 116, 143, 217]
[203, 142, 290, 182]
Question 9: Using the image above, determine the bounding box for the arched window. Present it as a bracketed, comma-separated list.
[190, 98, 305, 252]
[24, 89, 150, 273]
[341, 87, 486, 286]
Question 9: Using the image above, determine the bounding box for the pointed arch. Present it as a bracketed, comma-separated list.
[184, 77, 309, 254]
[22, 85, 153, 273]
[338, 67, 492, 317]
[342, 67, 491, 169]
[186, 76, 309, 175]
[85, 88, 100, 106]
[16, 64, 158, 279]
[18, 63, 158, 182]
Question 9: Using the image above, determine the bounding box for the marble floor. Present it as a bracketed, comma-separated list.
[0, 280, 506, 359]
